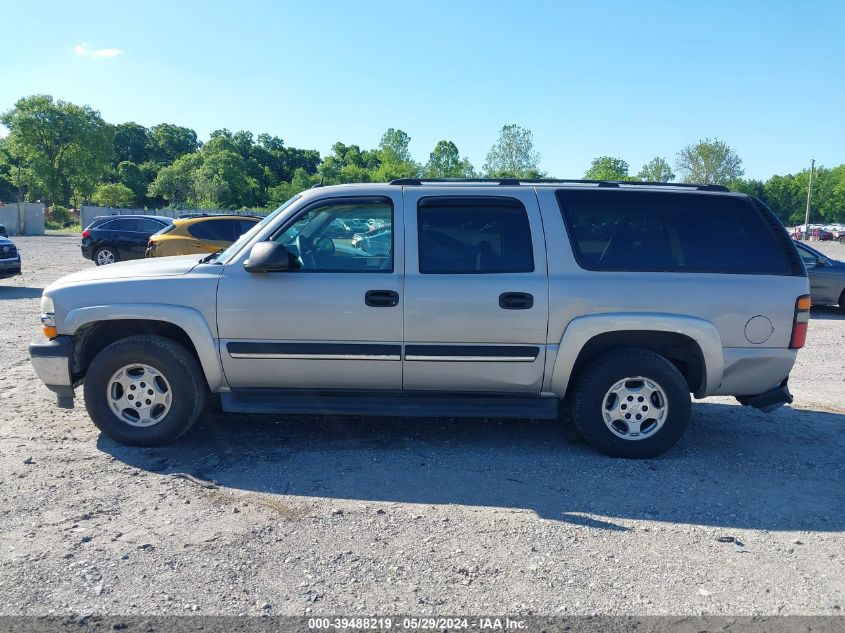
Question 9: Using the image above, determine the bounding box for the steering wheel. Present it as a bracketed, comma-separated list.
[295, 233, 316, 269]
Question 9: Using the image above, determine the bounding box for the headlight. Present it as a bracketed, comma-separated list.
[40, 295, 55, 314]
[40, 295, 57, 337]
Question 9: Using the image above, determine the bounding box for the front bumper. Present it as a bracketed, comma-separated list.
[0, 256, 21, 279]
[29, 334, 76, 408]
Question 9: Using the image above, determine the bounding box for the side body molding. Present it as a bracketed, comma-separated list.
[548, 312, 724, 398]
[62, 304, 226, 391]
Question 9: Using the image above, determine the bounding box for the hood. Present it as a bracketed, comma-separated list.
[0, 236, 14, 245]
[51, 255, 202, 288]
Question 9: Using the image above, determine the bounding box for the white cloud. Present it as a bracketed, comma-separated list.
[74, 43, 123, 59]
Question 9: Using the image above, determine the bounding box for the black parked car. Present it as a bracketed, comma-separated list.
[0, 236, 21, 279]
[0, 223, 8, 238]
[81, 215, 174, 266]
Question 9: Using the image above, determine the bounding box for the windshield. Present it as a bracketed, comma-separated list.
[214, 195, 301, 264]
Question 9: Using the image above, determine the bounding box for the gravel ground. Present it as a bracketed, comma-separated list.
[0, 235, 843, 618]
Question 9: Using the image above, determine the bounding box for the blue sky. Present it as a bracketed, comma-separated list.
[1, 0, 843, 180]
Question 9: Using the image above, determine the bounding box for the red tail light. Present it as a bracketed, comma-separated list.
[81, 229, 91, 238]
[790, 295, 811, 349]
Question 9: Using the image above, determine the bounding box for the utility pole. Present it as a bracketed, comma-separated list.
[804, 158, 815, 228]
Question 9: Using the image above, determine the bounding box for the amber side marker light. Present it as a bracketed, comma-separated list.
[790, 295, 811, 349]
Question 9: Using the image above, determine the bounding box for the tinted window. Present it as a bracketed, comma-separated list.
[238, 218, 259, 236]
[100, 218, 140, 232]
[274, 199, 392, 272]
[557, 190, 791, 275]
[141, 219, 169, 234]
[417, 197, 534, 274]
[188, 219, 238, 241]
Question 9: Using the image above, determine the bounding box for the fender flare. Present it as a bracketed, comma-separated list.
[548, 312, 723, 398]
[62, 304, 225, 391]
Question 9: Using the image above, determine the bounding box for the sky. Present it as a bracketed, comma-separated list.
[1, 0, 843, 180]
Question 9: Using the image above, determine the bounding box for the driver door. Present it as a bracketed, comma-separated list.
[216, 194, 404, 390]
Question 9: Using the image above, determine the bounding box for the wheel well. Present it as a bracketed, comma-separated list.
[570, 330, 705, 394]
[72, 319, 202, 379]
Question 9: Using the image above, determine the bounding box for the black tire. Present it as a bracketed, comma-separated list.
[572, 348, 691, 458]
[839, 236, 845, 245]
[83, 335, 206, 446]
[94, 246, 118, 266]
[838, 290, 845, 315]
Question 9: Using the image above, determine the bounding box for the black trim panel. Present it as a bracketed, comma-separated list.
[404, 345, 539, 359]
[29, 335, 74, 358]
[226, 342, 401, 357]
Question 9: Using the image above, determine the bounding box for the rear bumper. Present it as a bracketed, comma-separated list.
[29, 334, 76, 408]
[737, 379, 793, 413]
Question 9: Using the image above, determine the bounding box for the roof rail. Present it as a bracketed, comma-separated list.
[388, 178, 730, 192]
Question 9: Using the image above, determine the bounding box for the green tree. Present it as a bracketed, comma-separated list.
[147, 123, 199, 165]
[585, 156, 630, 181]
[268, 167, 320, 206]
[424, 140, 475, 178]
[116, 161, 147, 206]
[637, 157, 675, 182]
[91, 182, 135, 208]
[676, 138, 743, 185]
[374, 129, 419, 181]
[147, 153, 202, 205]
[112, 122, 150, 165]
[193, 149, 259, 209]
[483, 124, 543, 178]
[378, 128, 412, 163]
[1, 95, 113, 205]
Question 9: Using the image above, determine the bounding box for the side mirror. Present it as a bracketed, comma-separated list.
[816, 257, 831, 267]
[244, 242, 291, 273]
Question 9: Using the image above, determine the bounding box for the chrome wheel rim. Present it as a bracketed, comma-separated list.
[602, 376, 669, 441]
[107, 364, 172, 427]
[96, 249, 115, 265]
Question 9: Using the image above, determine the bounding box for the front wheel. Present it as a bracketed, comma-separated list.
[83, 335, 206, 446]
[572, 349, 691, 458]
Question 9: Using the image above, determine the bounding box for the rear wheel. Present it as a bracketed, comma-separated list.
[94, 246, 118, 266]
[572, 348, 691, 458]
[839, 290, 845, 315]
[83, 335, 206, 446]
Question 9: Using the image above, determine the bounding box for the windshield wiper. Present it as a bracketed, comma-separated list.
[199, 249, 224, 264]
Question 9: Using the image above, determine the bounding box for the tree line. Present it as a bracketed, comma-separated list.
[1, 94, 842, 225]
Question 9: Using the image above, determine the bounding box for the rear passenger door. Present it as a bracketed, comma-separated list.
[402, 189, 549, 393]
[187, 219, 239, 253]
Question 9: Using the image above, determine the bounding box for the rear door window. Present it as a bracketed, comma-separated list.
[141, 219, 169, 233]
[556, 190, 791, 275]
[417, 197, 534, 274]
[188, 219, 237, 241]
[104, 218, 141, 232]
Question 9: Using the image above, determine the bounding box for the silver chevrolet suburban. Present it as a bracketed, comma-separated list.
[30, 179, 810, 458]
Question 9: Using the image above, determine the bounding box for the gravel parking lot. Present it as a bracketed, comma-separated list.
[0, 235, 843, 618]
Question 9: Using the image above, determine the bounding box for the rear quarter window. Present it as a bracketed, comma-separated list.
[556, 189, 792, 275]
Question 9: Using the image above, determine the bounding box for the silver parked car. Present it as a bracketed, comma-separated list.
[793, 240, 845, 313]
[30, 179, 809, 458]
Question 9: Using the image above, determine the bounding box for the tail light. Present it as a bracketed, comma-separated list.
[81, 229, 91, 238]
[789, 295, 811, 349]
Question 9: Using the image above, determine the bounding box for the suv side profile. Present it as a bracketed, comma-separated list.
[145, 215, 260, 258]
[81, 215, 174, 265]
[31, 179, 809, 458]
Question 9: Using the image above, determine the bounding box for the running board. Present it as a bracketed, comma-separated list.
[220, 389, 559, 420]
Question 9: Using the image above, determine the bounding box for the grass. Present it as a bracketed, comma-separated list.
[44, 222, 81, 234]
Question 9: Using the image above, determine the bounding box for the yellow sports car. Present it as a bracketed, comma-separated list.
[146, 214, 260, 258]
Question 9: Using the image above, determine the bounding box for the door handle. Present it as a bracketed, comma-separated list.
[365, 290, 400, 307]
[499, 292, 534, 310]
